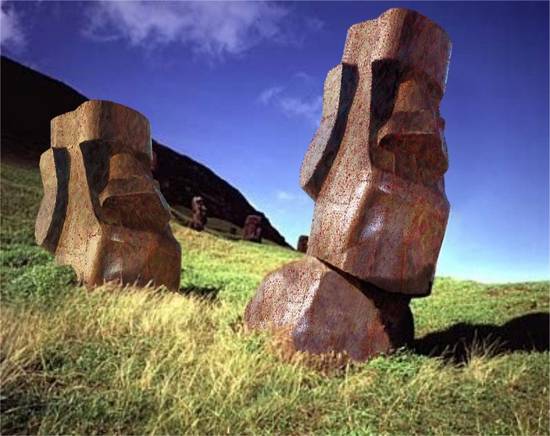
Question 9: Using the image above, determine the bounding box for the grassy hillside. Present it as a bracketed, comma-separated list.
[1, 160, 549, 435]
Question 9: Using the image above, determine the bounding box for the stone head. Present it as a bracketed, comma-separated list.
[36, 100, 181, 290]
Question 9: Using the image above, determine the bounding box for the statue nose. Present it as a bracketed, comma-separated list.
[374, 111, 448, 184]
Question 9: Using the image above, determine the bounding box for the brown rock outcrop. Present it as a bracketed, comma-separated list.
[35, 100, 181, 290]
[246, 8, 451, 361]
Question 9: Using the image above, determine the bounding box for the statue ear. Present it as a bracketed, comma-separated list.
[35, 147, 70, 253]
[300, 63, 357, 199]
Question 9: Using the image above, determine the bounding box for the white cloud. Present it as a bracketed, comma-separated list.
[305, 17, 324, 32]
[278, 95, 322, 124]
[83, 2, 321, 61]
[259, 68, 323, 125]
[258, 86, 284, 105]
[259, 84, 322, 125]
[294, 71, 313, 82]
[276, 190, 296, 201]
[1, 1, 25, 52]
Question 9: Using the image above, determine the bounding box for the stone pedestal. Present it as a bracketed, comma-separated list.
[245, 257, 413, 361]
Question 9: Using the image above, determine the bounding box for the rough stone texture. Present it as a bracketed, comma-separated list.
[297, 235, 309, 253]
[245, 256, 413, 361]
[190, 196, 207, 231]
[243, 215, 262, 243]
[301, 8, 451, 296]
[246, 8, 451, 362]
[35, 100, 181, 291]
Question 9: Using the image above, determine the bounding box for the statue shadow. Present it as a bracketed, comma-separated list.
[179, 285, 221, 301]
[414, 312, 549, 365]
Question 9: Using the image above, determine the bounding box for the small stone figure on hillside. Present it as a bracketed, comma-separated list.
[297, 235, 308, 253]
[35, 100, 181, 291]
[245, 8, 452, 361]
[243, 215, 262, 243]
[190, 196, 208, 231]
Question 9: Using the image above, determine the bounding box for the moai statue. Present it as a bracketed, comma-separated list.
[190, 196, 208, 231]
[35, 100, 182, 291]
[245, 9, 451, 361]
[243, 215, 262, 243]
[297, 235, 309, 253]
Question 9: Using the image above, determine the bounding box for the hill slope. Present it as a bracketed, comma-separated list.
[1, 155, 549, 434]
[0, 56, 290, 247]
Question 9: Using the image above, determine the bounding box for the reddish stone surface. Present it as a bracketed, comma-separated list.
[297, 235, 309, 253]
[190, 196, 207, 231]
[35, 100, 181, 290]
[245, 256, 413, 361]
[301, 8, 451, 296]
[243, 214, 262, 243]
[245, 8, 451, 362]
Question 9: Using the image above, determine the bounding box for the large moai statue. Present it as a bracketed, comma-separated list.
[35, 100, 182, 291]
[243, 215, 263, 243]
[190, 196, 208, 231]
[245, 9, 451, 361]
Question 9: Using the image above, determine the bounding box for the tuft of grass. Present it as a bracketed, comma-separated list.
[1, 159, 549, 434]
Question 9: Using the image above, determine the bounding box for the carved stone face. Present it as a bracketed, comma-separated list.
[300, 9, 451, 295]
[36, 100, 181, 290]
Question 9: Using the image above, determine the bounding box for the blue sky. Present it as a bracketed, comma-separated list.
[1, 1, 548, 283]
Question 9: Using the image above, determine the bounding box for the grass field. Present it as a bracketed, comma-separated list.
[1, 160, 549, 435]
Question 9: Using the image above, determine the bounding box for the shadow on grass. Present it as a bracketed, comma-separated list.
[414, 312, 549, 364]
[179, 285, 221, 301]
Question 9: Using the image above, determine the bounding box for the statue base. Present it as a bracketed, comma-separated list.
[244, 256, 414, 362]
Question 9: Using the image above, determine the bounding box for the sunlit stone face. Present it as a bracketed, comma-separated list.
[82, 143, 171, 232]
[36, 100, 181, 290]
[372, 64, 448, 186]
[301, 8, 452, 295]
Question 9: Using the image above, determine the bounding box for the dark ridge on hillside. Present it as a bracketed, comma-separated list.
[1, 56, 290, 247]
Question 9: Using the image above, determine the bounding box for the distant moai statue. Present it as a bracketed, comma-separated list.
[243, 215, 262, 243]
[35, 100, 182, 291]
[190, 196, 208, 231]
[246, 9, 452, 361]
[297, 235, 309, 253]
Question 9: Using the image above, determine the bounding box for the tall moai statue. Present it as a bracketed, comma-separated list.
[35, 100, 182, 291]
[245, 9, 451, 361]
[190, 196, 208, 231]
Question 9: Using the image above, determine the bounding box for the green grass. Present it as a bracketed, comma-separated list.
[1, 159, 549, 435]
